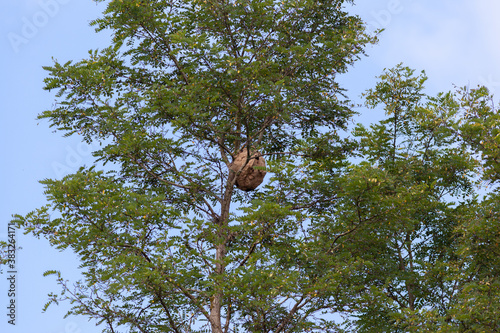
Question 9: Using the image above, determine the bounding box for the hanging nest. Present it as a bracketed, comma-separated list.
[229, 148, 267, 191]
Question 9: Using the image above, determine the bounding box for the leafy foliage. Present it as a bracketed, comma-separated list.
[5, 1, 500, 332]
[340, 66, 500, 332]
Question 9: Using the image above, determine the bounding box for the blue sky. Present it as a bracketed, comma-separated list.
[1, 1, 499, 332]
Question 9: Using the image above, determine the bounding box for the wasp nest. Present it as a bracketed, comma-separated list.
[229, 148, 267, 191]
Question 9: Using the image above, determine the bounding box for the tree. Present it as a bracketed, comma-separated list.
[334, 66, 500, 332]
[9, 0, 377, 332]
[418, 85, 500, 332]
[333, 65, 477, 332]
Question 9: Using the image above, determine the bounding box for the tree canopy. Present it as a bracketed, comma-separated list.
[4, 0, 500, 332]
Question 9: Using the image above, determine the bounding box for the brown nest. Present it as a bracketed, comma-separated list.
[229, 148, 267, 191]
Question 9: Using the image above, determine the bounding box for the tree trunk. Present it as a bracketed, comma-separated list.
[210, 170, 235, 333]
[210, 242, 226, 333]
